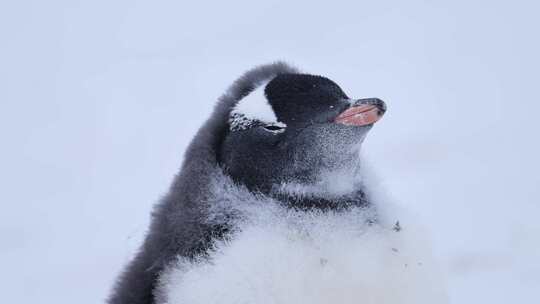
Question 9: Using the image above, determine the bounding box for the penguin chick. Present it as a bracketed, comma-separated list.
[108, 62, 386, 304]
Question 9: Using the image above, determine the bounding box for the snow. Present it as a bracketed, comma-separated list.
[1, 1, 539, 304]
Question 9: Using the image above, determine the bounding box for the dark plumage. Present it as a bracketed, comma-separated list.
[108, 62, 386, 304]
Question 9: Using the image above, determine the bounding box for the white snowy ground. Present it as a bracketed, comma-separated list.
[1, 1, 539, 303]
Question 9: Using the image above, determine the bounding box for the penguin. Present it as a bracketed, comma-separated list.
[108, 62, 389, 304]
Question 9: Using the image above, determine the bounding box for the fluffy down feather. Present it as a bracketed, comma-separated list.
[155, 169, 448, 304]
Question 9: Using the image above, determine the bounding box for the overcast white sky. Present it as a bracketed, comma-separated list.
[1, 1, 539, 303]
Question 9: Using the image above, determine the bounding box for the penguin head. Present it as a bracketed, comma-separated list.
[219, 72, 386, 197]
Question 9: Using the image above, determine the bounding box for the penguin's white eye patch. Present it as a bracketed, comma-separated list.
[229, 81, 286, 132]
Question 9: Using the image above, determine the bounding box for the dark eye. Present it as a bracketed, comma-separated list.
[262, 124, 286, 133]
[264, 125, 283, 131]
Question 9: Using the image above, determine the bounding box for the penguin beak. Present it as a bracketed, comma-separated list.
[334, 98, 386, 127]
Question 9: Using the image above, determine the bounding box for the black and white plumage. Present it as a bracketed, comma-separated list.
[108, 62, 446, 304]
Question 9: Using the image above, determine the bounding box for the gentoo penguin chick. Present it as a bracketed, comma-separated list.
[108, 62, 431, 304]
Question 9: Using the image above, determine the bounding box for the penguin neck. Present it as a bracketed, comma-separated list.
[272, 169, 371, 211]
[274, 188, 370, 211]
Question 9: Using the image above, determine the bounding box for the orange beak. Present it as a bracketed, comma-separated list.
[334, 104, 384, 126]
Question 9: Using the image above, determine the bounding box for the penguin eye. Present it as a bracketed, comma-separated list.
[262, 123, 286, 133]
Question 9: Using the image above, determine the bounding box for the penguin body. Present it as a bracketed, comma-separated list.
[108, 63, 445, 304]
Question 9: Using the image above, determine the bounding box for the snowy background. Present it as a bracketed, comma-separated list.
[1, 1, 539, 303]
